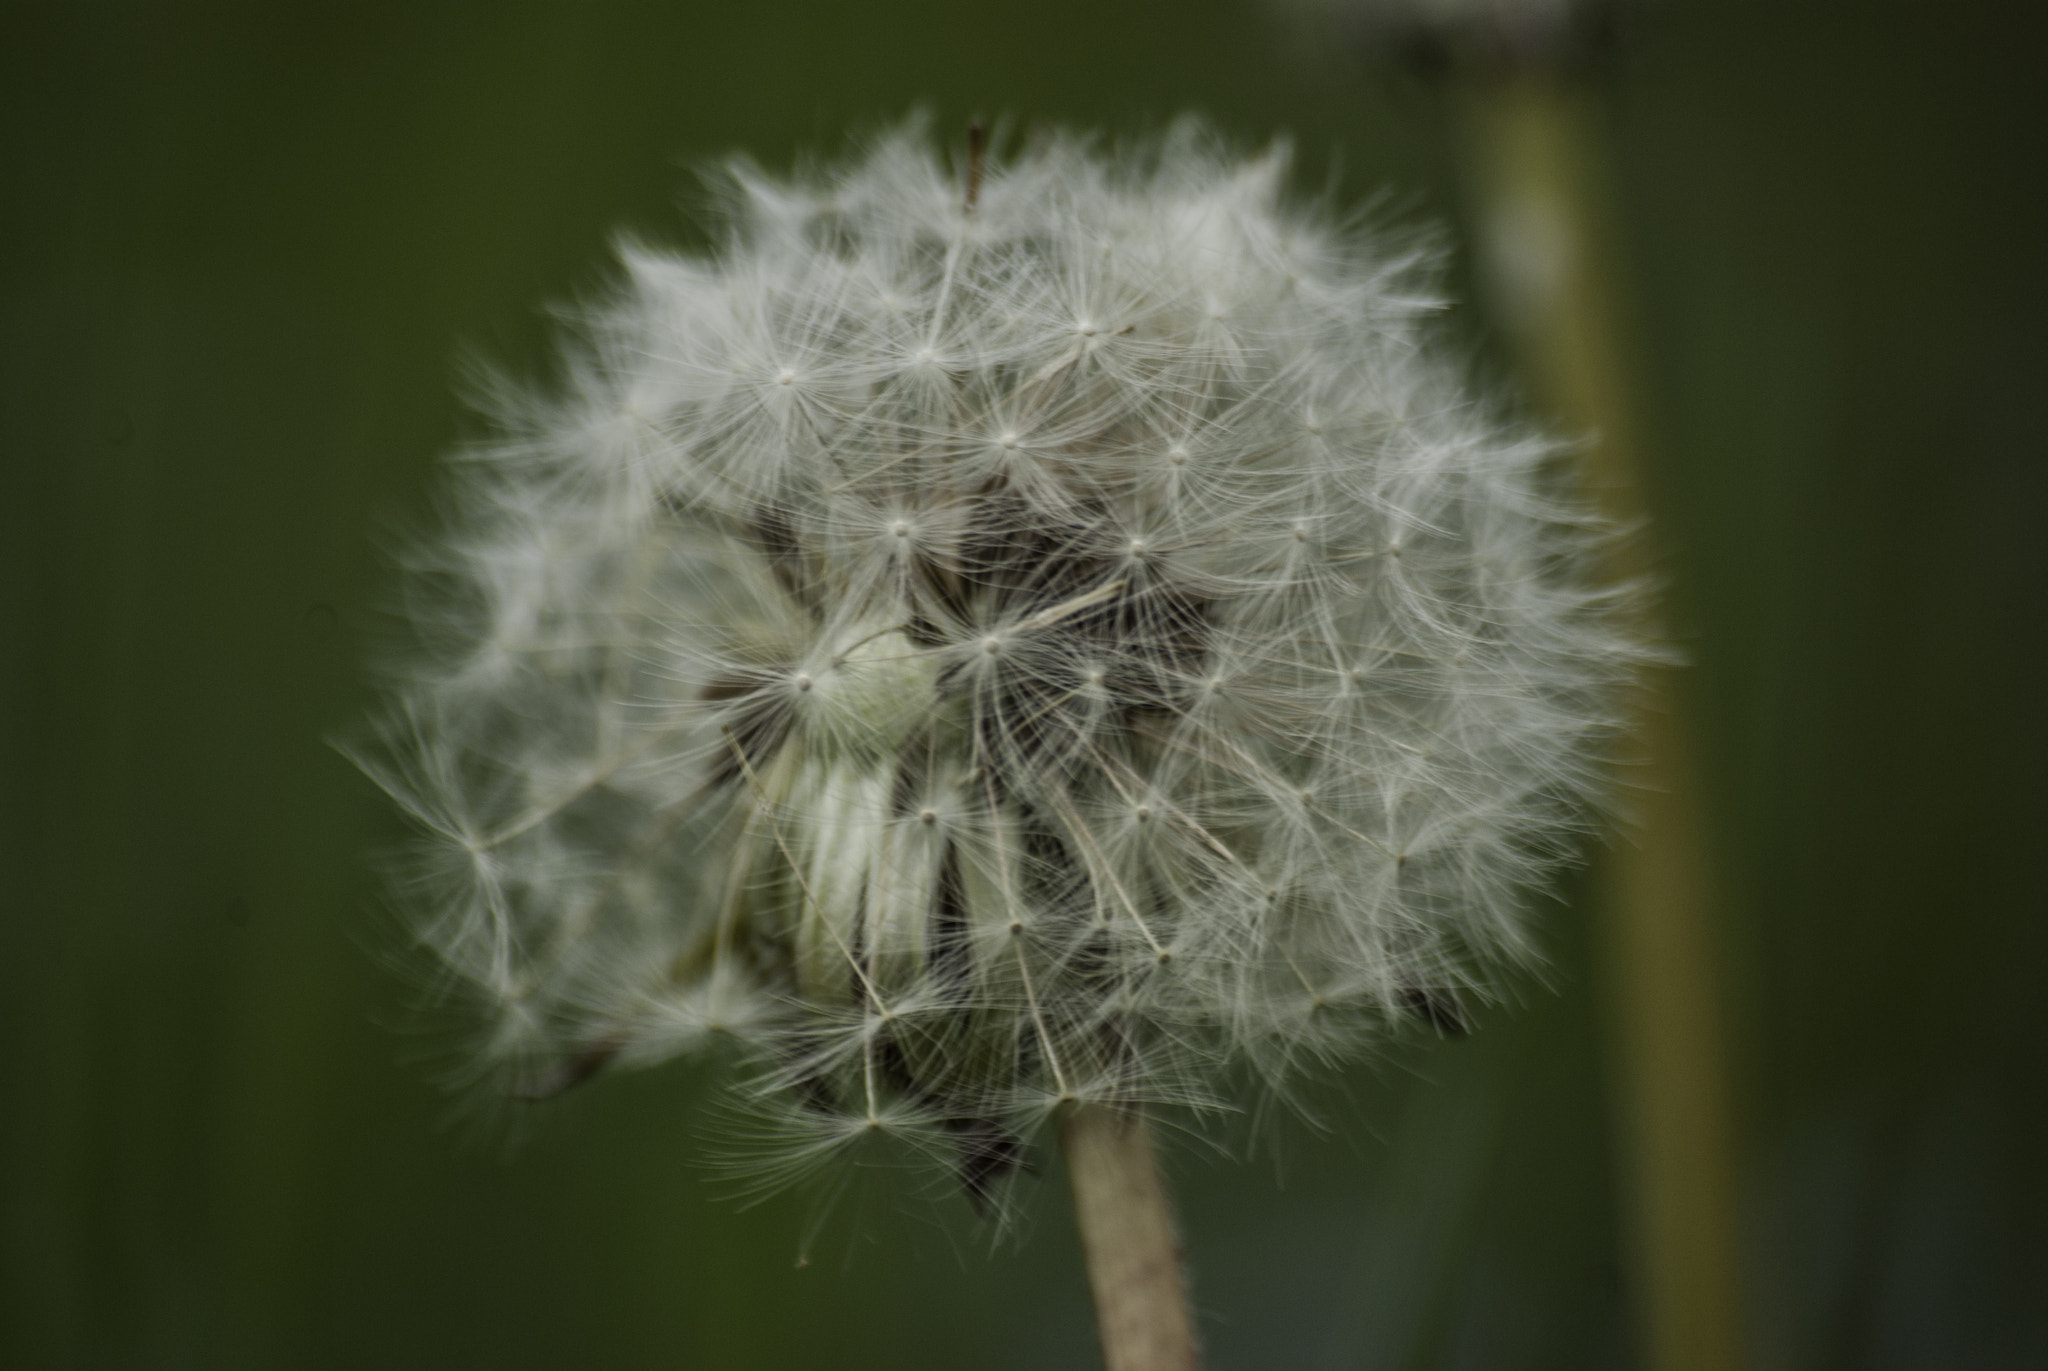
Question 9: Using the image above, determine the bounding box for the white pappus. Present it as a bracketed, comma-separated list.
[352, 120, 1646, 1209]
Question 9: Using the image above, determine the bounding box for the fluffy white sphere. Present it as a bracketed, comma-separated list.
[356, 122, 1643, 1203]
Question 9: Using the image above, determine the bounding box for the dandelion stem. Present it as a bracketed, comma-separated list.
[1060, 1103, 1200, 1371]
[1458, 76, 1747, 1371]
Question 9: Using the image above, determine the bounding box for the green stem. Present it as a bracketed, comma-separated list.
[1459, 77, 1748, 1371]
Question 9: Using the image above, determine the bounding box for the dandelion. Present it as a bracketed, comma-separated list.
[352, 119, 1643, 1369]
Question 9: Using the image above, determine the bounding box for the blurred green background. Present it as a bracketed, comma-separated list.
[3, 1, 2041, 1367]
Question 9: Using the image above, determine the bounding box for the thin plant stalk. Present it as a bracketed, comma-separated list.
[1060, 1104, 1201, 1371]
[1458, 76, 1747, 1371]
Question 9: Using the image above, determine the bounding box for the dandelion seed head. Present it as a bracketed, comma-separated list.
[353, 119, 1645, 1210]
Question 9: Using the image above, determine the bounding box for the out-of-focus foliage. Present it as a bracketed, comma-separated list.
[3, 2, 2040, 1367]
